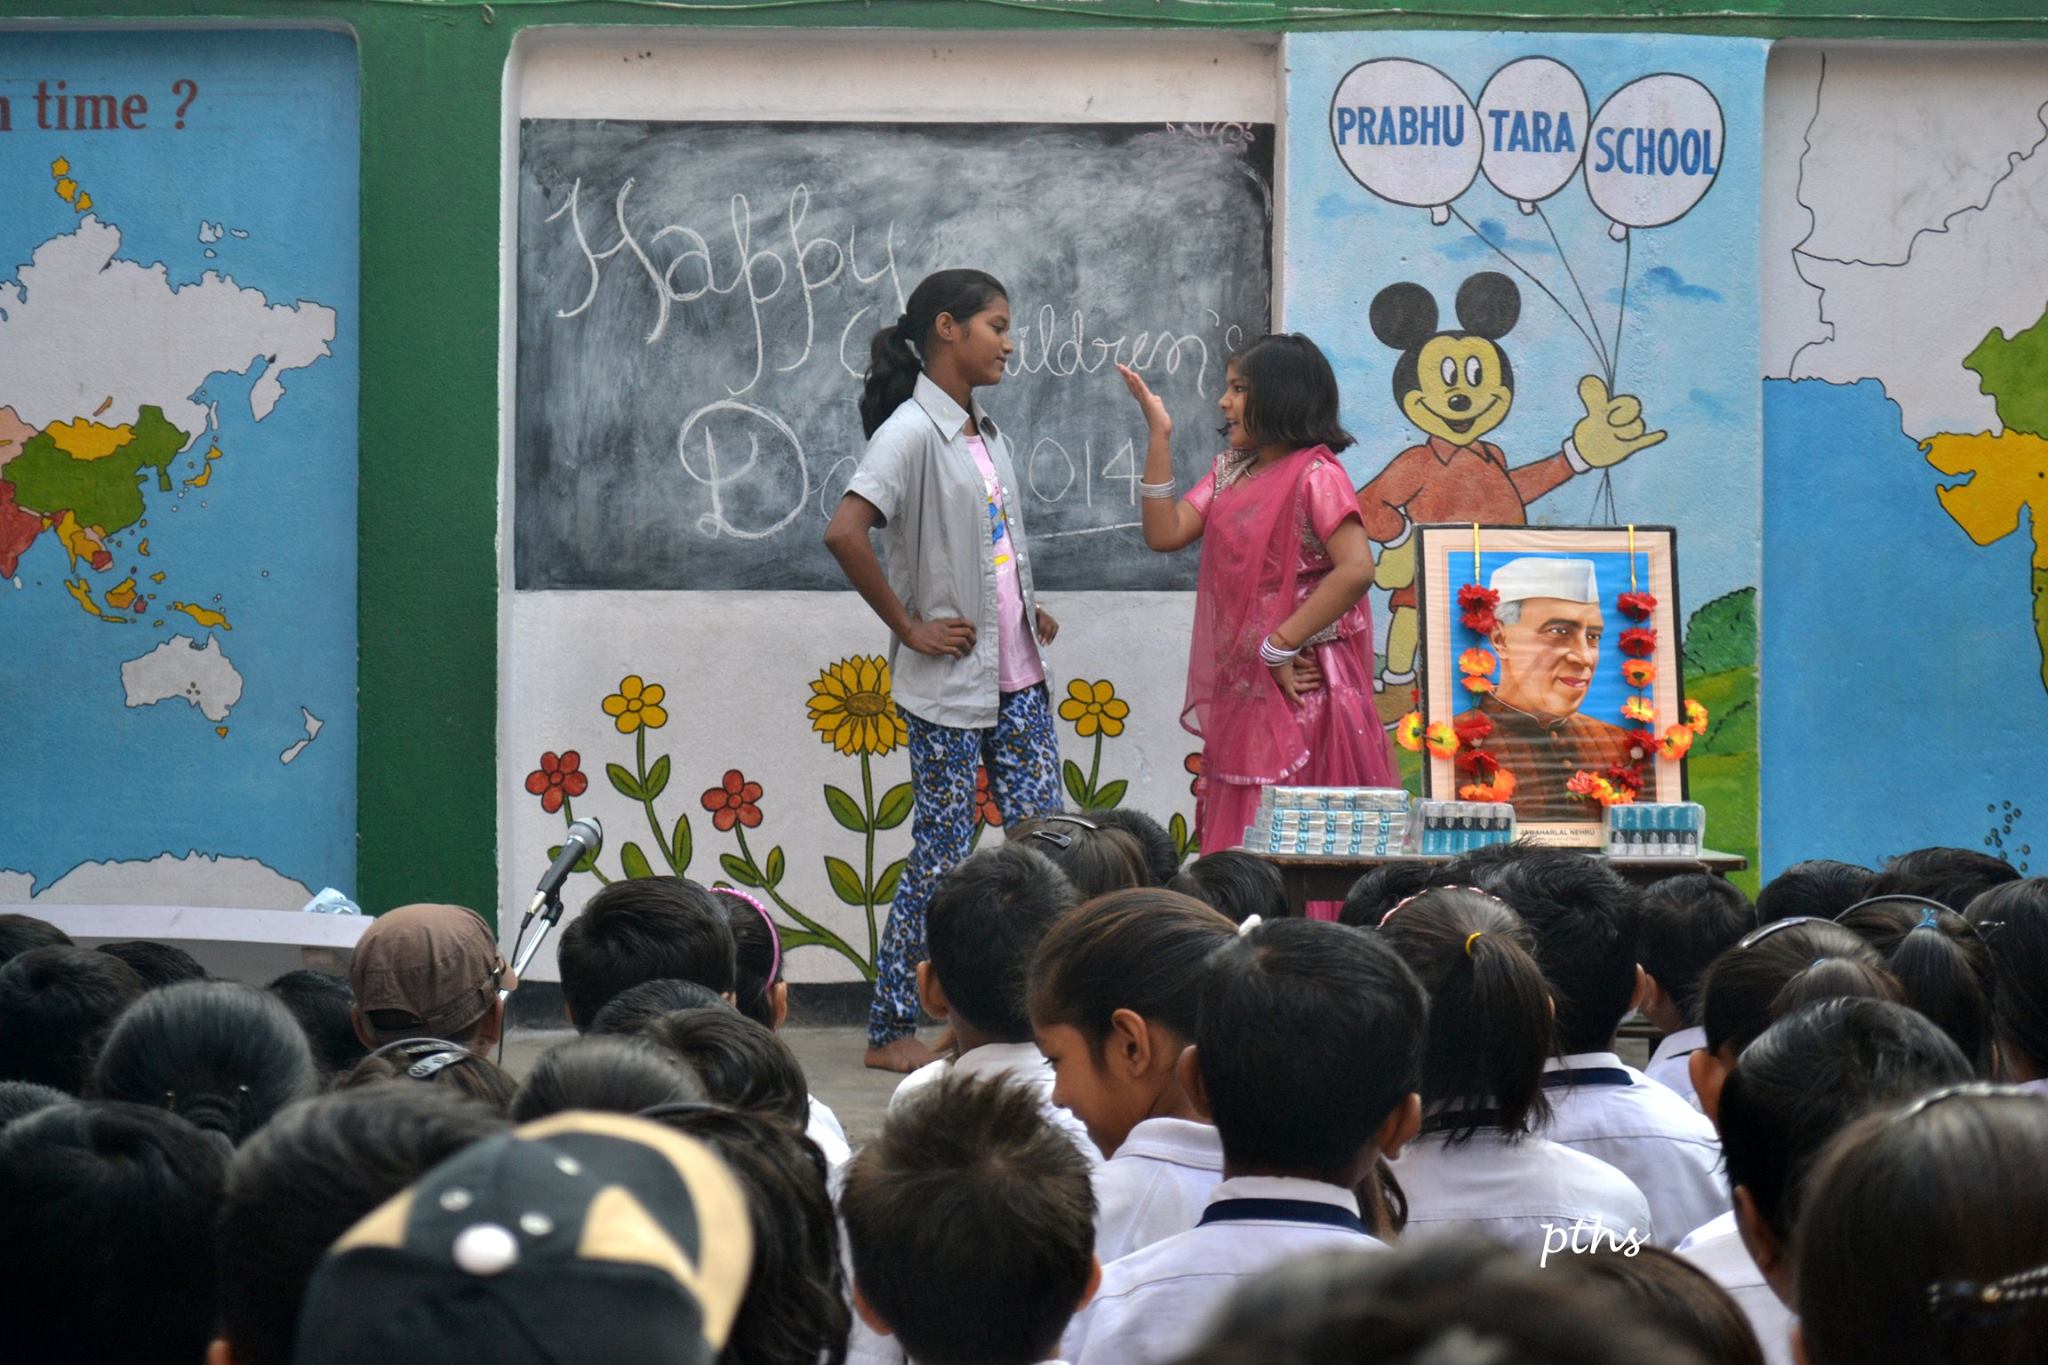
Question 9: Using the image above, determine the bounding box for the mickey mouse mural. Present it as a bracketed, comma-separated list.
[1356, 271, 1666, 718]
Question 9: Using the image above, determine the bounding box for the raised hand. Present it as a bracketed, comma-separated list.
[1116, 363, 1173, 436]
[1572, 374, 1667, 469]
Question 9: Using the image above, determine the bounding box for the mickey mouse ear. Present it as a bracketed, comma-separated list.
[1368, 282, 1439, 351]
[1455, 271, 1521, 340]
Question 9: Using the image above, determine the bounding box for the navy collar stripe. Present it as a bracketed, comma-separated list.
[1198, 1198, 1370, 1236]
[1540, 1067, 1635, 1090]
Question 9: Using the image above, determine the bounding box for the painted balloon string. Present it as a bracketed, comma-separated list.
[1537, 203, 1612, 385]
[1448, 204, 1609, 375]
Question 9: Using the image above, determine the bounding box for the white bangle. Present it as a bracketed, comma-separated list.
[1139, 478, 1176, 500]
[1259, 635, 1301, 666]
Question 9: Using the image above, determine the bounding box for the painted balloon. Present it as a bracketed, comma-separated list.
[1477, 57, 1590, 213]
[1584, 74, 1725, 239]
[1330, 59, 1482, 225]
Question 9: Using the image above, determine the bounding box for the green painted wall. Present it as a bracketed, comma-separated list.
[20, 0, 2045, 920]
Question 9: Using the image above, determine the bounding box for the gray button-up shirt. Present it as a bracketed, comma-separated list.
[845, 373, 1046, 730]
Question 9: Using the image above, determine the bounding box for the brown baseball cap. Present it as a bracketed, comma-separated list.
[350, 903, 517, 1037]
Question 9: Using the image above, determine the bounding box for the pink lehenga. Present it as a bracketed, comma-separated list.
[1183, 445, 1399, 862]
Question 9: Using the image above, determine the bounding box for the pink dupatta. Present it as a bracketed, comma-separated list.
[1181, 445, 1333, 787]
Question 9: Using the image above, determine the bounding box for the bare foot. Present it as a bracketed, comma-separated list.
[865, 1036, 940, 1074]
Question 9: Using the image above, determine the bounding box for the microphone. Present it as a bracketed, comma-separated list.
[528, 817, 602, 922]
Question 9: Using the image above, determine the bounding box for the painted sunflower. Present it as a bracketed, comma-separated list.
[806, 655, 908, 757]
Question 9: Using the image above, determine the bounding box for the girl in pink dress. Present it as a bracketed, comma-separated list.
[1118, 335, 1397, 874]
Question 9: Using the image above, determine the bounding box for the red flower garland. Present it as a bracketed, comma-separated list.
[1458, 583, 1501, 635]
[1617, 590, 1658, 621]
[1618, 626, 1658, 658]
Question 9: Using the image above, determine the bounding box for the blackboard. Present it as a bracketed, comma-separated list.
[514, 119, 1274, 592]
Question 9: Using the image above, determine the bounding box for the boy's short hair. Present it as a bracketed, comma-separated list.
[1869, 845, 2019, 910]
[268, 968, 370, 1077]
[1475, 851, 1640, 1054]
[1171, 850, 1288, 926]
[509, 1033, 704, 1123]
[588, 977, 732, 1035]
[97, 939, 207, 989]
[1636, 874, 1755, 1024]
[0, 945, 146, 1092]
[1196, 919, 1426, 1177]
[841, 1075, 1095, 1365]
[636, 1007, 809, 1128]
[0, 911, 70, 966]
[557, 876, 737, 1029]
[0, 1100, 229, 1365]
[1754, 859, 1875, 924]
[1338, 860, 1439, 927]
[926, 845, 1078, 1042]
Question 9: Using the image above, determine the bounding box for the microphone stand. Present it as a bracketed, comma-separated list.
[503, 889, 566, 1000]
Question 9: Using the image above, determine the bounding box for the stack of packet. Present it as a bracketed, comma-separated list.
[1405, 801, 1519, 856]
[1242, 786, 1411, 854]
[1602, 802, 1706, 858]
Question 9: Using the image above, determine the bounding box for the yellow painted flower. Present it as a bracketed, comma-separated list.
[1685, 699, 1711, 735]
[601, 674, 669, 734]
[807, 655, 908, 757]
[1424, 721, 1460, 759]
[1059, 679, 1130, 739]
[1621, 696, 1656, 724]
[1395, 711, 1426, 752]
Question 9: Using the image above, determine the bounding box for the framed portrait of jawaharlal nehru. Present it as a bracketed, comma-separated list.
[1415, 524, 1685, 846]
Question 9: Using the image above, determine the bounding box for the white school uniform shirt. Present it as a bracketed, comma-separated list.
[1393, 1123, 1656, 1258]
[1677, 1211, 1798, 1365]
[1645, 1025, 1709, 1111]
[1092, 1118, 1226, 1263]
[806, 1094, 851, 1171]
[1065, 1176, 1386, 1365]
[890, 1040, 1099, 1165]
[1538, 1051, 1728, 1245]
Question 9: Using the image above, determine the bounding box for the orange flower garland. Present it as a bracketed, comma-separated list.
[1395, 711, 1426, 752]
[1622, 659, 1656, 688]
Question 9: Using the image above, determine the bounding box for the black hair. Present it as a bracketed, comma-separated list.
[1028, 888, 1235, 1055]
[1768, 956, 1903, 1020]
[1170, 850, 1288, 926]
[1174, 1236, 1712, 1365]
[1005, 815, 1148, 901]
[336, 1039, 518, 1114]
[217, 1086, 506, 1365]
[509, 1033, 705, 1123]
[267, 968, 370, 1078]
[636, 1006, 809, 1128]
[93, 979, 319, 1146]
[841, 1075, 1095, 1365]
[927, 844, 1079, 1041]
[0, 944, 146, 1092]
[588, 976, 733, 1035]
[556, 875, 737, 1029]
[1474, 851, 1641, 1054]
[96, 939, 207, 988]
[0, 1100, 229, 1365]
[1564, 1244, 1766, 1365]
[0, 910, 71, 965]
[1869, 845, 2020, 910]
[1378, 887, 1553, 1141]
[714, 892, 783, 1028]
[1370, 272, 1522, 408]
[1339, 860, 1440, 928]
[1697, 920, 1880, 1056]
[1719, 998, 1971, 1244]
[1638, 874, 1757, 1024]
[0, 1079, 74, 1129]
[1796, 1090, 2048, 1365]
[1197, 918, 1426, 1176]
[1965, 878, 2048, 1081]
[1227, 332, 1356, 453]
[1088, 806, 1183, 886]
[859, 268, 1008, 439]
[646, 1106, 849, 1365]
[1836, 898, 1995, 1069]
[1754, 859, 1877, 924]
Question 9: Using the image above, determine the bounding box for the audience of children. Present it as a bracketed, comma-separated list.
[5, 842, 2048, 1365]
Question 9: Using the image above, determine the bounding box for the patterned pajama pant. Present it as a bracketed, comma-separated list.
[868, 683, 1063, 1045]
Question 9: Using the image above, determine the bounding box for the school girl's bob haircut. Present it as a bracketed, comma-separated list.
[1230, 333, 1356, 454]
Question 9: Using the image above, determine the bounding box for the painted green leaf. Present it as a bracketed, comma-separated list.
[875, 857, 907, 903]
[644, 754, 671, 802]
[670, 813, 693, 873]
[824, 785, 867, 833]
[1169, 812, 1196, 864]
[1062, 759, 1089, 807]
[1091, 779, 1128, 810]
[765, 845, 786, 888]
[548, 842, 599, 875]
[874, 782, 915, 831]
[607, 762, 645, 802]
[825, 856, 866, 906]
[719, 853, 762, 887]
[620, 841, 655, 880]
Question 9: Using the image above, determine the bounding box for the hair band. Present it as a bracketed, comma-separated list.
[1237, 914, 1263, 938]
[1464, 931, 1485, 957]
[1047, 814, 1100, 831]
[1377, 884, 1505, 928]
[1916, 907, 1942, 930]
[713, 886, 782, 990]
[1897, 1080, 2037, 1122]
[1735, 915, 1829, 950]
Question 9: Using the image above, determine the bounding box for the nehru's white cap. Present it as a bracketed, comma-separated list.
[1489, 557, 1599, 605]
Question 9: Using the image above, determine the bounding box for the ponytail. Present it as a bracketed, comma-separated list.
[1967, 878, 2048, 1081]
[858, 268, 1008, 438]
[93, 980, 318, 1147]
[1837, 898, 1995, 1071]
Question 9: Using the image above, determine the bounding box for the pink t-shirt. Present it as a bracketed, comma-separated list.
[968, 435, 1044, 691]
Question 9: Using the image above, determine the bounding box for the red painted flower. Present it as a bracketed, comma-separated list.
[1619, 627, 1658, 658]
[701, 769, 765, 831]
[525, 751, 589, 814]
[1184, 751, 1207, 799]
[974, 766, 1004, 828]
[1617, 591, 1659, 621]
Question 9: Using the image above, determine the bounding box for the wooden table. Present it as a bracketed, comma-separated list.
[1250, 849, 1749, 917]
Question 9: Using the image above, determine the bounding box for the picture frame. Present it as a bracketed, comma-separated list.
[1414, 523, 1686, 847]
